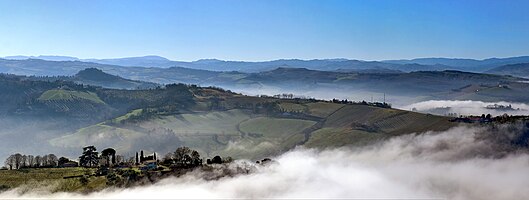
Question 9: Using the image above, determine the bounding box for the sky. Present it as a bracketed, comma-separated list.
[0, 0, 529, 61]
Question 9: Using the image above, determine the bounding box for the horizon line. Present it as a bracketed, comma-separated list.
[2, 54, 529, 63]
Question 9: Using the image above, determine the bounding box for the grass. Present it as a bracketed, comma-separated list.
[303, 104, 455, 149]
[47, 102, 456, 161]
[38, 89, 105, 104]
[306, 102, 344, 117]
[111, 109, 143, 124]
[0, 168, 105, 193]
[141, 109, 252, 136]
[239, 117, 316, 139]
[305, 127, 385, 148]
[279, 102, 307, 113]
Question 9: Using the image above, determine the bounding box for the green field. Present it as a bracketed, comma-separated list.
[38, 89, 105, 104]
[111, 109, 144, 124]
[0, 168, 104, 193]
[239, 117, 316, 139]
[279, 102, 308, 113]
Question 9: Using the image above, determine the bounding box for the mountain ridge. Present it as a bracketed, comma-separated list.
[5, 55, 529, 73]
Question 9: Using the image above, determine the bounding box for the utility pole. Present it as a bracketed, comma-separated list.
[383, 93, 386, 104]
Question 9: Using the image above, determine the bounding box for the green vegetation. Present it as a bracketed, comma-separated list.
[0, 168, 105, 193]
[110, 109, 144, 124]
[279, 102, 308, 113]
[239, 117, 316, 139]
[306, 102, 344, 117]
[38, 89, 105, 104]
[1, 71, 460, 171]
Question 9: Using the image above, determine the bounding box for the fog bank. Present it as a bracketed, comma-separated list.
[401, 100, 529, 116]
[2, 126, 529, 199]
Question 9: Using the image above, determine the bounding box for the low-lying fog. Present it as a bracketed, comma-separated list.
[223, 85, 417, 106]
[2, 125, 529, 200]
[401, 100, 529, 116]
[226, 86, 529, 117]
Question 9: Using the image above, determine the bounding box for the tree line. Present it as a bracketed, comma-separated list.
[3, 153, 75, 170]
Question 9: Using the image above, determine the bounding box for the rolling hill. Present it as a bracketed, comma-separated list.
[71, 68, 159, 89]
[0, 73, 457, 161]
[486, 63, 529, 78]
[50, 99, 455, 160]
[4, 58, 529, 106]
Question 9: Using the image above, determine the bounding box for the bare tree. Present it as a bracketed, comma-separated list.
[4, 155, 15, 170]
[34, 155, 42, 168]
[21, 155, 27, 168]
[27, 155, 35, 168]
[13, 153, 22, 169]
[42, 155, 49, 167]
[47, 154, 58, 167]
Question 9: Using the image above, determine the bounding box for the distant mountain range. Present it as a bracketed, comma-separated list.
[3, 58, 529, 103]
[383, 56, 529, 72]
[4, 55, 529, 73]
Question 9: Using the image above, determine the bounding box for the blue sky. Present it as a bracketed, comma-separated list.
[0, 0, 528, 61]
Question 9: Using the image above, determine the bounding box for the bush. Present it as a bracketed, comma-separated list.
[79, 175, 89, 186]
[0, 185, 10, 192]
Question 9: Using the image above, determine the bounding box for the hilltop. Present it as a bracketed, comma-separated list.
[71, 68, 159, 89]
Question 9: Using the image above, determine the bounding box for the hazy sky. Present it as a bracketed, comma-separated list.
[1, 0, 528, 61]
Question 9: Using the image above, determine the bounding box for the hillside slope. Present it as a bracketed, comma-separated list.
[50, 98, 456, 160]
[486, 63, 529, 78]
[0, 73, 458, 161]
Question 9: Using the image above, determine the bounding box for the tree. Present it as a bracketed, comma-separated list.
[13, 153, 22, 169]
[211, 155, 222, 164]
[101, 148, 116, 166]
[191, 150, 202, 166]
[58, 157, 70, 167]
[4, 155, 15, 170]
[46, 154, 58, 167]
[34, 155, 42, 168]
[27, 155, 34, 168]
[174, 146, 191, 166]
[21, 155, 27, 168]
[79, 146, 99, 167]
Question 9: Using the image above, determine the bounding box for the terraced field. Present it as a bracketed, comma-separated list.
[306, 102, 345, 117]
[304, 104, 454, 148]
[38, 89, 105, 104]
